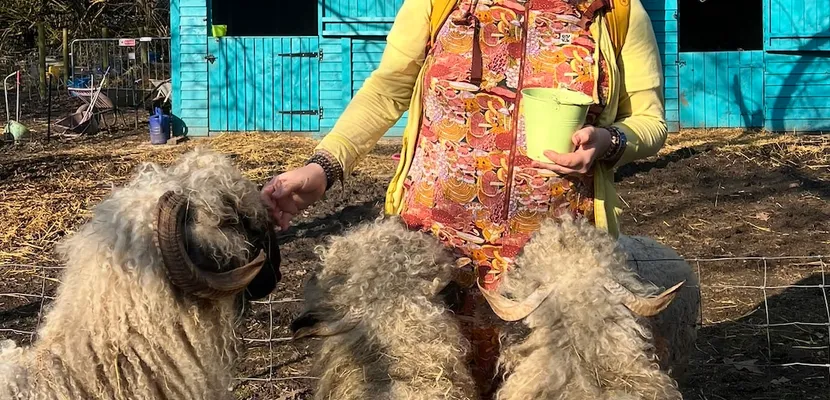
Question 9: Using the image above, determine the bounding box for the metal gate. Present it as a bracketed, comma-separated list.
[207, 37, 320, 132]
[69, 37, 171, 108]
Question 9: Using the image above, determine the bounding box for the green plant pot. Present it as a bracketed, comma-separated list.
[3, 120, 29, 142]
[521, 88, 594, 162]
[212, 25, 227, 38]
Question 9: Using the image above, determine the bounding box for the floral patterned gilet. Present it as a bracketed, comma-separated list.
[399, 0, 612, 290]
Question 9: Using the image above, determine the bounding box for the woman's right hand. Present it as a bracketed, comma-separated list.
[260, 163, 328, 231]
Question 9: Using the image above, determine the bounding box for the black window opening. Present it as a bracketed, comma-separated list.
[211, 0, 319, 36]
[678, 0, 763, 52]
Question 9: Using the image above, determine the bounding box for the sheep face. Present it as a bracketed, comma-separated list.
[154, 148, 282, 301]
[55, 147, 283, 305]
[478, 216, 683, 322]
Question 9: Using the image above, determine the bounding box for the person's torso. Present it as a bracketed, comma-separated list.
[400, 0, 612, 290]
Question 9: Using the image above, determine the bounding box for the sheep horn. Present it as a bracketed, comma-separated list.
[476, 278, 555, 322]
[604, 279, 685, 317]
[155, 191, 267, 299]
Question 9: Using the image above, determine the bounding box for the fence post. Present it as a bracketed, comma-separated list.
[138, 27, 149, 65]
[62, 29, 69, 84]
[37, 22, 47, 100]
[102, 28, 109, 71]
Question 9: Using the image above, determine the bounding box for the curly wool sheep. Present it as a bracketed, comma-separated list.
[618, 235, 700, 383]
[290, 217, 478, 400]
[484, 216, 699, 400]
[0, 148, 281, 400]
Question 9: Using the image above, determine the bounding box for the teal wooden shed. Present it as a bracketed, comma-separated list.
[657, 0, 830, 131]
[170, 0, 830, 136]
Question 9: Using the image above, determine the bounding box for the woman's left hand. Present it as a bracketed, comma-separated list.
[530, 125, 612, 177]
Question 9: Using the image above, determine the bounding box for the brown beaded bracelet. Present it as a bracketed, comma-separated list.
[599, 125, 627, 164]
[306, 150, 344, 191]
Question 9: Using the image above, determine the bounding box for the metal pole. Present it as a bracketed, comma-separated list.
[62, 29, 69, 84]
[47, 73, 51, 141]
[16, 71, 20, 122]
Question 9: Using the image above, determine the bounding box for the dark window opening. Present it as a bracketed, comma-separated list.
[678, 0, 762, 52]
[211, 0, 318, 36]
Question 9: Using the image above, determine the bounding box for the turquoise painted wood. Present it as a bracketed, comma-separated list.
[678, 52, 765, 129]
[208, 37, 320, 132]
[642, 0, 680, 132]
[766, 0, 830, 50]
[317, 37, 408, 136]
[172, 0, 830, 136]
[764, 52, 830, 131]
[320, 0, 403, 36]
[171, 0, 210, 136]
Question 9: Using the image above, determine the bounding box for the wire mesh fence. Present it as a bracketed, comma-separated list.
[1, 255, 828, 395]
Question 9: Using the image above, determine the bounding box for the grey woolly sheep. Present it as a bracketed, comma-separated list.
[0, 148, 282, 400]
[484, 216, 699, 400]
[290, 217, 478, 400]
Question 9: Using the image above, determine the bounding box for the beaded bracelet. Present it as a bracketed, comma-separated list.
[599, 125, 627, 165]
[305, 150, 344, 191]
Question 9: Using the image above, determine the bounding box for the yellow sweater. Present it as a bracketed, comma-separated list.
[314, 0, 667, 239]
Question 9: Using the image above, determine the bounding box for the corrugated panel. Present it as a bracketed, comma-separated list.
[678, 51, 764, 129]
[765, 52, 830, 131]
[208, 37, 320, 132]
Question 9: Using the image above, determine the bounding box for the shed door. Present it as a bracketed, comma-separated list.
[207, 37, 320, 132]
[678, 52, 765, 129]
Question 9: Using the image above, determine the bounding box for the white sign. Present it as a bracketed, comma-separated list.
[118, 39, 136, 47]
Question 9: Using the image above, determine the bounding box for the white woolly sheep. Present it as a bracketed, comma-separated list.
[481, 216, 699, 400]
[0, 148, 282, 400]
[289, 217, 479, 400]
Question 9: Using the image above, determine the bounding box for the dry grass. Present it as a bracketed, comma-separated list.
[660, 128, 830, 173]
[1, 127, 826, 267]
[0, 132, 397, 267]
[1, 128, 828, 399]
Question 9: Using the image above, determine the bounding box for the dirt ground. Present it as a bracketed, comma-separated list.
[1, 127, 828, 399]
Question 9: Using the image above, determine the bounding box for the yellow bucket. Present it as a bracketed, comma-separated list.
[212, 25, 227, 38]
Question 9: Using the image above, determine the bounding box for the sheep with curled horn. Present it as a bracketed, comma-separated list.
[289, 217, 479, 400]
[0, 148, 282, 400]
[480, 215, 699, 400]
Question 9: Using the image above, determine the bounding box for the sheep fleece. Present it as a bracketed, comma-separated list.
[495, 216, 699, 400]
[0, 148, 273, 400]
[301, 218, 478, 400]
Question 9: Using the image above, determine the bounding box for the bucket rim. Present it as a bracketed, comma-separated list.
[521, 88, 594, 106]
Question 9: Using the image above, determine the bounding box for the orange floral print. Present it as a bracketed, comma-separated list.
[400, 0, 610, 291]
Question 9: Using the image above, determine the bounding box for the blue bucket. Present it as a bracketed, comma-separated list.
[149, 107, 170, 145]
